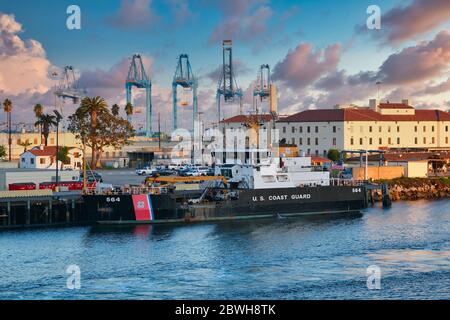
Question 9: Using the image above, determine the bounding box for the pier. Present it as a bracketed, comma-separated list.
[0, 190, 86, 229]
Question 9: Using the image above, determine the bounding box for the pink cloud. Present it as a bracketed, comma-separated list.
[379, 0, 450, 44]
[272, 43, 341, 90]
[107, 0, 158, 29]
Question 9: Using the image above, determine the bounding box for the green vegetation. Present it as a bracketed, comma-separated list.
[0, 145, 6, 159]
[327, 149, 340, 162]
[35, 114, 57, 146]
[57, 146, 70, 164]
[68, 96, 135, 169]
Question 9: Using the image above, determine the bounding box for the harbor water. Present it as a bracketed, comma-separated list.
[0, 200, 449, 300]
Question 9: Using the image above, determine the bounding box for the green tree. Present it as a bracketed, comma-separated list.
[125, 102, 133, 122]
[57, 146, 70, 164]
[0, 145, 6, 159]
[3, 99, 12, 161]
[33, 104, 44, 144]
[35, 114, 57, 146]
[18, 140, 33, 152]
[68, 97, 134, 169]
[111, 104, 120, 116]
[327, 149, 341, 162]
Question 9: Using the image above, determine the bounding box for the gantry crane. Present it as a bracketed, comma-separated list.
[172, 54, 198, 131]
[54, 66, 86, 104]
[216, 40, 243, 123]
[126, 54, 152, 137]
[253, 64, 278, 116]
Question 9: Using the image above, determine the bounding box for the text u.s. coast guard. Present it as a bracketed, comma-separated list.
[252, 194, 311, 202]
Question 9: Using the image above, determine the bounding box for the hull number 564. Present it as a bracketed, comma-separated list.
[352, 188, 362, 193]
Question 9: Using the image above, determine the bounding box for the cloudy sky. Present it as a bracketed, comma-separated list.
[1, 0, 450, 131]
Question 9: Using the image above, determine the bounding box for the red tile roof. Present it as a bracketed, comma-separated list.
[347, 152, 450, 162]
[27, 146, 75, 157]
[378, 103, 414, 109]
[280, 108, 450, 122]
[221, 114, 276, 123]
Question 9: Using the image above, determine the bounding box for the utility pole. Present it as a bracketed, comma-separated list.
[158, 113, 161, 151]
[54, 110, 63, 189]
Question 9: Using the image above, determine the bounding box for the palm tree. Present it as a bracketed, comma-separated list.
[3, 99, 12, 161]
[125, 102, 133, 122]
[18, 140, 33, 152]
[33, 104, 44, 144]
[78, 97, 109, 168]
[35, 114, 57, 146]
[111, 104, 120, 117]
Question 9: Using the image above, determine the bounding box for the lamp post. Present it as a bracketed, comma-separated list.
[53, 110, 63, 188]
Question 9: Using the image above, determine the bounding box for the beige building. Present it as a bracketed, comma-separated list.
[276, 100, 450, 157]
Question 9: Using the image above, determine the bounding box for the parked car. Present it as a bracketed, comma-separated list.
[135, 167, 157, 176]
[184, 167, 209, 177]
[157, 168, 177, 176]
[79, 171, 103, 183]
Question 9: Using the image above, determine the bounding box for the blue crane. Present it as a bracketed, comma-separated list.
[253, 64, 271, 113]
[216, 40, 243, 123]
[54, 66, 86, 104]
[172, 54, 198, 131]
[126, 54, 152, 137]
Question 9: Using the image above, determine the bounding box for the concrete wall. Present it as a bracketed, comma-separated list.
[407, 161, 428, 178]
[352, 166, 404, 180]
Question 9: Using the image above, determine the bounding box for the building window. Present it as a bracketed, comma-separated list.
[415, 137, 418, 144]
[369, 138, 372, 145]
[432, 137, 435, 144]
[323, 150, 327, 157]
[291, 127, 295, 133]
[333, 126, 336, 133]
[307, 148, 311, 155]
[446, 137, 449, 144]
[332, 138, 336, 146]
[307, 126, 311, 133]
[40, 158, 45, 164]
[369, 126, 372, 133]
[388, 126, 391, 133]
[423, 126, 426, 132]
[315, 126, 318, 133]
[292, 138, 295, 145]
[388, 137, 392, 144]
[446, 126, 448, 132]
[31, 158, 35, 165]
[50, 138, 55, 144]
[315, 138, 319, 145]
[379, 126, 382, 133]
[397, 137, 400, 144]
[282, 127, 286, 133]
[307, 138, 311, 145]
[397, 126, 400, 132]
[21, 157, 25, 163]
[379, 138, 382, 145]
[423, 137, 426, 144]
[299, 138, 303, 145]
[315, 150, 319, 156]
[432, 126, 435, 132]
[414, 126, 417, 132]
[299, 127, 303, 133]
[350, 138, 354, 145]
[359, 138, 363, 145]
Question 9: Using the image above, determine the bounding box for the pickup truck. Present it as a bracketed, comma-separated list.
[135, 167, 157, 176]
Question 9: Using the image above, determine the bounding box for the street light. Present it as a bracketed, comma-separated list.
[53, 110, 63, 189]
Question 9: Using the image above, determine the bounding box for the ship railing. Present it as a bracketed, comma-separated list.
[84, 186, 169, 196]
[329, 178, 366, 186]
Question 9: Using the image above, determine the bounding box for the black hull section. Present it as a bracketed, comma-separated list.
[83, 186, 367, 224]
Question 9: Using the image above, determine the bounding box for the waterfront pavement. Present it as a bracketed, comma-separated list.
[97, 169, 145, 186]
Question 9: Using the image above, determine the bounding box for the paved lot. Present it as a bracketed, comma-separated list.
[96, 169, 146, 186]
